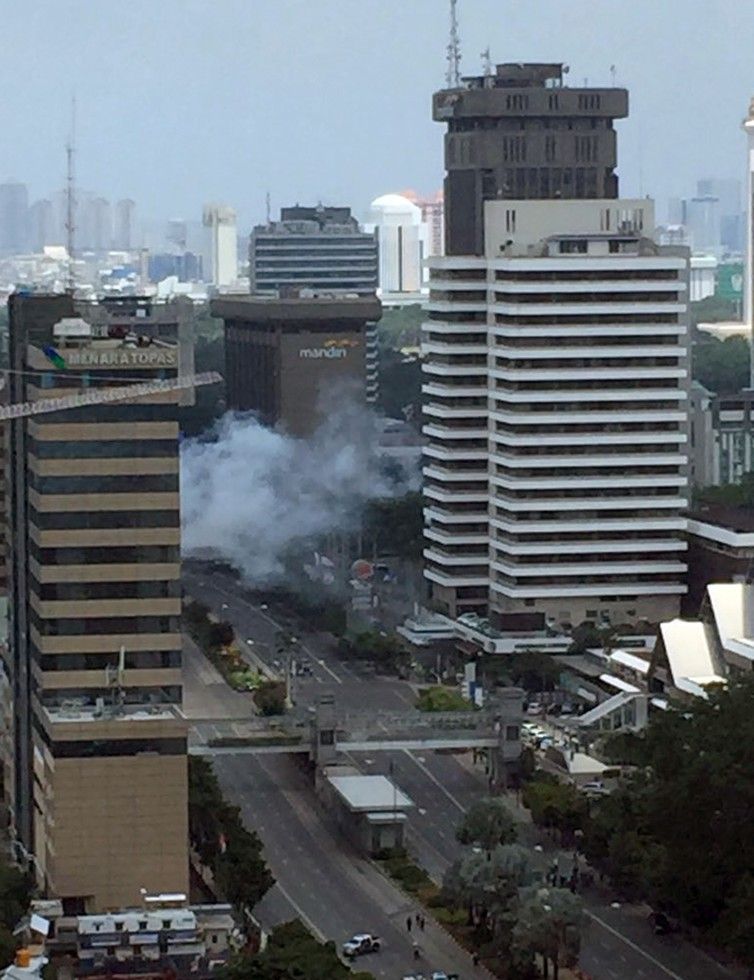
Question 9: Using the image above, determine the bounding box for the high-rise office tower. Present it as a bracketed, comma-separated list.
[5, 294, 192, 910]
[202, 205, 237, 287]
[423, 63, 690, 627]
[250, 205, 378, 296]
[212, 294, 381, 435]
[433, 63, 628, 256]
[0, 181, 29, 254]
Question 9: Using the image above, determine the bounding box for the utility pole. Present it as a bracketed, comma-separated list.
[65, 96, 76, 294]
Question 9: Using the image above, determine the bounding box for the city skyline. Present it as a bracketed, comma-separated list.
[1, 0, 753, 230]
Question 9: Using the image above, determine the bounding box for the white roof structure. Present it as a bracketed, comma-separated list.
[706, 583, 754, 664]
[327, 774, 413, 813]
[609, 650, 651, 675]
[599, 673, 641, 694]
[658, 619, 726, 699]
[370, 193, 422, 221]
[577, 691, 635, 728]
[567, 752, 607, 777]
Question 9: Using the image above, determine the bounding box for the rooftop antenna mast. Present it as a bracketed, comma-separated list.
[481, 47, 493, 78]
[65, 96, 76, 294]
[265, 190, 271, 225]
[445, 0, 461, 88]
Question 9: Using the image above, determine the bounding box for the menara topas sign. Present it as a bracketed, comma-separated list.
[64, 347, 178, 368]
[298, 337, 361, 360]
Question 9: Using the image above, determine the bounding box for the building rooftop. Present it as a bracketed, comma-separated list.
[211, 294, 381, 323]
[688, 504, 754, 535]
[609, 649, 651, 675]
[42, 703, 181, 724]
[327, 774, 413, 813]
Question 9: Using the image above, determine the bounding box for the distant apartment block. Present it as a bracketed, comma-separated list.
[0, 181, 29, 254]
[250, 205, 378, 296]
[202, 205, 238, 287]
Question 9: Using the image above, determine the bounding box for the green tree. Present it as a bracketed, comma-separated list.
[188, 758, 274, 912]
[376, 347, 423, 422]
[712, 874, 754, 971]
[377, 304, 424, 349]
[692, 332, 750, 394]
[506, 652, 562, 693]
[512, 887, 585, 980]
[214, 825, 275, 913]
[362, 493, 424, 560]
[224, 920, 374, 980]
[690, 295, 739, 325]
[579, 674, 754, 953]
[456, 797, 518, 853]
[416, 685, 472, 713]
[347, 630, 406, 674]
[209, 621, 235, 650]
[696, 471, 754, 509]
[254, 680, 286, 716]
[0, 856, 34, 966]
[522, 779, 588, 841]
[443, 844, 536, 934]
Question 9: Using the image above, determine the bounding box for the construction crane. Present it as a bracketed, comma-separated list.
[0, 371, 222, 422]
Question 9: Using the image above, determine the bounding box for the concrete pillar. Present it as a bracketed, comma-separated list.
[312, 694, 338, 768]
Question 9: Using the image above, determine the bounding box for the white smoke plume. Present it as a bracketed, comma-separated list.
[180, 401, 409, 583]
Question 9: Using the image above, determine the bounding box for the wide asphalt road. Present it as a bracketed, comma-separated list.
[182, 564, 745, 980]
[183, 562, 414, 713]
[182, 639, 483, 977]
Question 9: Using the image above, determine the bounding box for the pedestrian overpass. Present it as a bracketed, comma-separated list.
[188, 691, 522, 780]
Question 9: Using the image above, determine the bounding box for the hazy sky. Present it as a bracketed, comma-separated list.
[4, 0, 754, 232]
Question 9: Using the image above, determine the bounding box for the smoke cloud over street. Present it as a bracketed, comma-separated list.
[180, 404, 408, 583]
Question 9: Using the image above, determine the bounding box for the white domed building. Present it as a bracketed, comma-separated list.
[368, 193, 428, 295]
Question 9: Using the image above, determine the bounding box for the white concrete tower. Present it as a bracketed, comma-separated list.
[423, 198, 690, 627]
[744, 99, 754, 387]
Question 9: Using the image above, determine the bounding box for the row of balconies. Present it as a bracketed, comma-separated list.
[489, 580, 686, 599]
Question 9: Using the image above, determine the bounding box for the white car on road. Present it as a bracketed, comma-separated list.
[341, 933, 381, 958]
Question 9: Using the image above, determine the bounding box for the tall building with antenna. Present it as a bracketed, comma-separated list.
[433, 62, 629, 255]
[423, 61, 691, 629]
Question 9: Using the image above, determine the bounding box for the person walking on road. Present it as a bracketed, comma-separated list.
[472, 951, 480, 968]
[418, 913, 425, 931]
[406, 914, 412, 932]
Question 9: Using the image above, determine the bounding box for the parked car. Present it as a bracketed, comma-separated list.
[526, 702, 543, 716]
[341, 934, 381, 958]
[581, 781, 610, 796]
